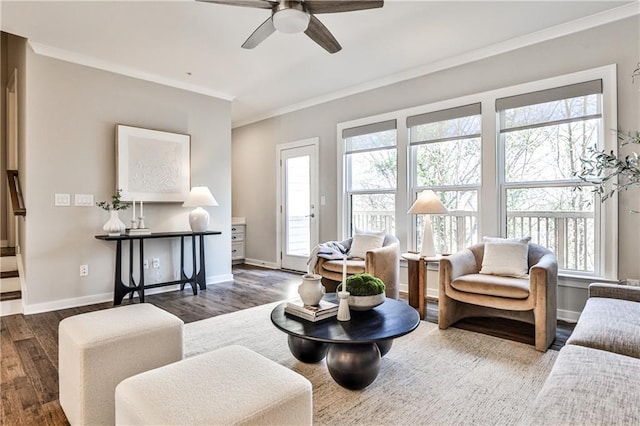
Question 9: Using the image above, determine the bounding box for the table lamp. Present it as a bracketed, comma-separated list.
[182, 186, 218, 232]
[407, 190, 449, 257]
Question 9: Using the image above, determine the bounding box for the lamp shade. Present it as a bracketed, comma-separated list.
[407, 190, 448, 215]
[182, 187, 218, 208]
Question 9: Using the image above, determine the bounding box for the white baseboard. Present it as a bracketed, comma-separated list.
[24, 292, 113, 315]
[0, 299, 23, 316]
[557, 309, 580, 324]
[244, 258, 279, 269]
[207, 274, 234, 284]
[22, 273, 235, 315]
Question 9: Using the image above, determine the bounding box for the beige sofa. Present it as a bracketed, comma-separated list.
[521, 283, 640, 424]
[314, 234, 400, 299]
[439, 243, 558, 351]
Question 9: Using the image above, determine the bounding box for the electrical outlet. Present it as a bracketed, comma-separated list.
[143, 259, 149, 269]
[152, 258, 160, 269]
[55, 193, 71, 206]
[627, 278, 640, 286]
[75, 194, 94, 207]
[79, 264, 89, 277]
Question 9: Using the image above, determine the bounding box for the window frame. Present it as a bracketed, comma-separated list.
[407, 103, 483, 254]
[494, 68, 617, 280]
[337, 64, 617, 281]
[339, 117, 398, 238]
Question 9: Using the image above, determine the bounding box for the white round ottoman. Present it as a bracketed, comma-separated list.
[115, 345, 313, 425]
[58, 303, 183, 425]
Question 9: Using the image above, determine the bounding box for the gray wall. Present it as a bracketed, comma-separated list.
[22, 49, 232, 312]
[232, 17, 640, 317]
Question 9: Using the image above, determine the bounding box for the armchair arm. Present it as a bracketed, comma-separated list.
[589, 283, 640, 302]
[440, 249, 478, 282]
[366, 242, 400, 299]
[529, 253, 558, 288]
[529, 252, 558, 305]
[314, 257, 329, 275]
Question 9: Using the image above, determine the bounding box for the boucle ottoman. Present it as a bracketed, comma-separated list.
[115, 345, 313, 425]
[59, 303, 183, 425]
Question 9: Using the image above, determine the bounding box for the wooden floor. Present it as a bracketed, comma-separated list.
[0, 264, 574, 425]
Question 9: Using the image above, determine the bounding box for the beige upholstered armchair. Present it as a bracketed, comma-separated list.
[314, 234, 400, 299]
[439, 243, 558, 352]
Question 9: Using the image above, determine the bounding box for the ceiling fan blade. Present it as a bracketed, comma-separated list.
[304, 0, 383, 14]
[196, 0, 277, 9]
[242, 17, 276, 49]
[304, 15, 341, 54]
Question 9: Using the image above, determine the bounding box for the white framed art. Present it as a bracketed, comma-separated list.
[116, 124, 191, 202]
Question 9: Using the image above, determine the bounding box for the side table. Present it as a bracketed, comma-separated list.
[402, 253, 443, 320]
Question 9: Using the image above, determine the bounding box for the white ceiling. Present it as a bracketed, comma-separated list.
[1, 1, 637, 127]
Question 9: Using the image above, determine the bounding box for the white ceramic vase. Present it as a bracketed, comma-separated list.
[103, 210, 126, 236]
[298, 273, 325, 306]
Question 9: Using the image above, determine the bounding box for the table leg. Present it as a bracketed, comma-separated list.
[418, 258, 426, 320]
[128, 240, 135, 300]
[326, 343, 381, 390]
[190, 235, 198, 295]
[138, 240, 145, 302]
[287, 335, 328, 363]
[113, 240, 126, 305]
[376, 339, 394, 356]
[407, 258, 425, 320]
[196, 234, 207, 290]
[180, 236, 187, 290]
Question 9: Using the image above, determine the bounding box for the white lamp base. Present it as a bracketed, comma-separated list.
[420, 214, 437, 257]
[189, 207, 210, 232]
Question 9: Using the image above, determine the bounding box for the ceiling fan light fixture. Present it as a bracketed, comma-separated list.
[273, 8, 310, 34]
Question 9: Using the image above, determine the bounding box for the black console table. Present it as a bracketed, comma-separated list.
[95, 231, 221, 305]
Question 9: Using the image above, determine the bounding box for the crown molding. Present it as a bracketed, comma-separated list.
[232, 1, 640, 128]
[28, 41, 236, 102]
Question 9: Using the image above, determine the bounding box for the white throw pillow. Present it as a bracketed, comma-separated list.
[479, 241, 529, 278]
[349, 230, 385, 259]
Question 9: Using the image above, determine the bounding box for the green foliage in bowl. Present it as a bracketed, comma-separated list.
[339, 273, 385, 296]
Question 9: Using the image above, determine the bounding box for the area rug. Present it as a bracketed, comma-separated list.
[184, 302, 557, 425]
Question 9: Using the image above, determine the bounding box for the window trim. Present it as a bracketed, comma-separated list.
[494, 66, 617, 280]
[337, 64, 617, 281]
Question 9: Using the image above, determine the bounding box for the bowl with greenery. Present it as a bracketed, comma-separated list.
[338, 273, 386, 311]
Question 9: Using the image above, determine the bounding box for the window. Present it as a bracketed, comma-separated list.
[408, 104, 481, 254]
[338, 66, 616, 281]
[343, 120, 397, 235]
[497, 80, 603, 274]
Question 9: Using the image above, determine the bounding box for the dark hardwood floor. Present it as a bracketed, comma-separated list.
[0, 264, 574, 425]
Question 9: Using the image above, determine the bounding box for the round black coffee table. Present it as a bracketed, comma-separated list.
[271, 296, 420, 390]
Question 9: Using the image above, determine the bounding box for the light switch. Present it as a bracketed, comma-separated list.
[75, 194, 94, 207]
[55, 193, 71, 206]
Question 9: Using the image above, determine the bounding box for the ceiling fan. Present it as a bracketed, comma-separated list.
[198, 0, 384, 54]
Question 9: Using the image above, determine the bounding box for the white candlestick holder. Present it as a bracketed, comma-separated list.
[337, 290, 350, 321]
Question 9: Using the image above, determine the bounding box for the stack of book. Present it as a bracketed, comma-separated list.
[126, 228, 151, 236]
[285, 297, 338, 322]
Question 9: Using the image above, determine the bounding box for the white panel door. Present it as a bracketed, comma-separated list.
[279, 142, 319, 272]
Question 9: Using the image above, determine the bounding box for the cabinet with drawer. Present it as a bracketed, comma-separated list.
[231, 224, 245, 264]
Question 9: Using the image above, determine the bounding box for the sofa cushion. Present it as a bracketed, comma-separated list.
[322, 259, 366, 275]
[451, 273, 530, 299]
[520, 345, 640, 425]
[349, 230, 385, 259]
[479, 241, 529, 278]
[566, 297, 640, 359]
